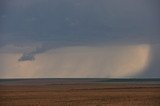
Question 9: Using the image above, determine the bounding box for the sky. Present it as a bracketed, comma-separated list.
[0, 0, 160, 78]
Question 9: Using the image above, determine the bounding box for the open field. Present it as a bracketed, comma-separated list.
[0, 83, 160, 106]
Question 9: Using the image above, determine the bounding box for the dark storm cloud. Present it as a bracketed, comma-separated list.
[18, 53, 35, 61]
[0, 0, 160, 62]
[18, 43, 53, 61]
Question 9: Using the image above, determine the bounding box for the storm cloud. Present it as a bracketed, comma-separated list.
[0, 0, 160, 78]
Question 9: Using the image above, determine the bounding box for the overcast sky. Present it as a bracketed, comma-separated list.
[0, 0, 160, 78]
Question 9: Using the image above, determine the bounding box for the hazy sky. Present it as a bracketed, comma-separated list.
[0, 0, 160, 78]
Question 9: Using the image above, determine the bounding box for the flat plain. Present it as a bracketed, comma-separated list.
[0, 83, 160, 106]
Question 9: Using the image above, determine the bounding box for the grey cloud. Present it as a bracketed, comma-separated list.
[0, 0, 160, 62]
[1, 0, 159, 39]
[18, 53, 35, 61]
[18, 44, 52, 61]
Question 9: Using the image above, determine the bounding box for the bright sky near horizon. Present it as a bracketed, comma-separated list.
[0, 0, 160, 78]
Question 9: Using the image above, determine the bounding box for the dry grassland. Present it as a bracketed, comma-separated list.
[0, 84, 160, 106]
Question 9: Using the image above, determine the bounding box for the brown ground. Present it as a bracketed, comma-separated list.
[0, 84, 160, 106]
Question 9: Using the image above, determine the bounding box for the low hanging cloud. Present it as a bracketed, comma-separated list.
[18, 53, 35, 61]
[18, 44, 53, 61]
